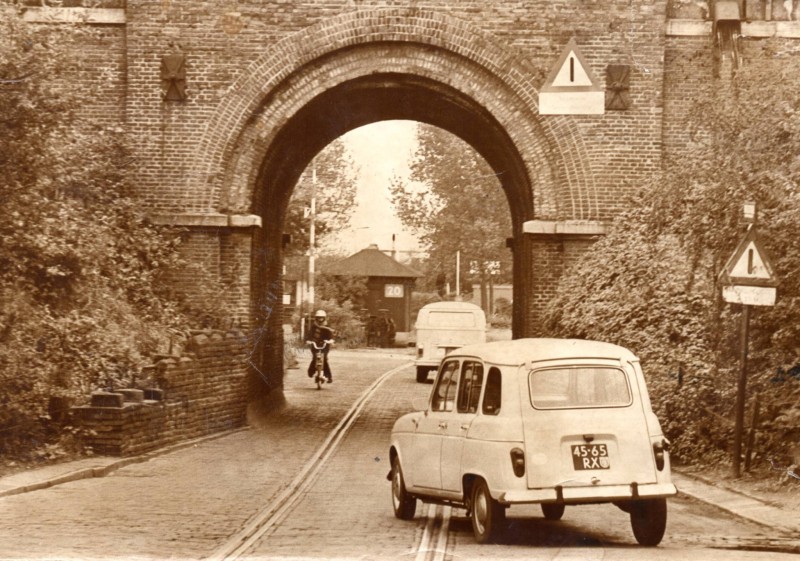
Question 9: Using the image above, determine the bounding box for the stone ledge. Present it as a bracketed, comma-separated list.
[22, 7, 126, 25]
[667, 18, 800, 38]
[522, 220, 607, 237]
[149, 213, 262, 228]
[666, 19, 712, 36]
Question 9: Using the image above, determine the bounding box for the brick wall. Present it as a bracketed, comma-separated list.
[22, 1, 800, 384]
[72, 330, 249, 457]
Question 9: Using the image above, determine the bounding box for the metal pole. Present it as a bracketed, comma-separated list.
[308, 163, 316, 312]
[732, 304, 750, 478]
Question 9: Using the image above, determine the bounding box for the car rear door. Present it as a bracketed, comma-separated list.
[521, 360, 658, 490]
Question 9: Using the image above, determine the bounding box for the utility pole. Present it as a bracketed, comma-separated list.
[308, 162, 317, 312]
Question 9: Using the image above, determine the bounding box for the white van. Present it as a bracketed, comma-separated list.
[413, 301, 486, 383]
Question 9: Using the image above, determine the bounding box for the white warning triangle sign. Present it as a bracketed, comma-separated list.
[551, 49, 595, 87]
[539, 38, 604, 115]
[721, 226, 777, 287]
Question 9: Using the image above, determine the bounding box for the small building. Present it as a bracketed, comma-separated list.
[325, 244, 422, 331]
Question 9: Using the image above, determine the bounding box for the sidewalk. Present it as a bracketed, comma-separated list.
[0, 428, 248, 499]
[672, 470, 800, 535]
[3, 442, 798, 537]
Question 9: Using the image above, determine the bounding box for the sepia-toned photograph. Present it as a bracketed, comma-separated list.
[1, 0, 799, 559]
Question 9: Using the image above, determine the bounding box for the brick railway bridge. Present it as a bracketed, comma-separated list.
[23, 0, 800, 393]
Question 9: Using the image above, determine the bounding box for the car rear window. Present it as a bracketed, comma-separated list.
[529, 366, 631, 409]
[426, 311, 476, 328]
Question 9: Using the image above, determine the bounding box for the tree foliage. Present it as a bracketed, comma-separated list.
[0, 8, 185, 460]
[284, 140, 359, 254]
[544, 44, 800, 467]
[389, 124, 513, 296]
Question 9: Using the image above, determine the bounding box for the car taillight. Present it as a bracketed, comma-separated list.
[653, 438, 669, 471]
[510, 447, 525, 477]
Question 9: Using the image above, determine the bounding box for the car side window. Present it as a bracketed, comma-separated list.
[431, 360, 459, 412]
[482, 367, 502, 415]
[457, 361, 484, 414]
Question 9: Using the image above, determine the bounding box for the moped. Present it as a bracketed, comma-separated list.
[306, 340, 333, 389]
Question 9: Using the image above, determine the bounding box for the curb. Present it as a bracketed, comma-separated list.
[0, 426, 250, 499]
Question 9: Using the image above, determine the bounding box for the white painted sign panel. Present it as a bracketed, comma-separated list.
[722, 285, 776, 306]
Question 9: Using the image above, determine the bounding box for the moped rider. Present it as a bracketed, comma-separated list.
[307, 309, 334, 383]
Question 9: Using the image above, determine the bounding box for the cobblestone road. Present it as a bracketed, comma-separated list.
[0, 349, 415, 561]
[2, 347, 798, 561]
[241, 352, 428, 560]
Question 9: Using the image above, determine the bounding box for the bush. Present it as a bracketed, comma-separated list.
[0, 9, 188, 461]
[292, 299, 365, 348]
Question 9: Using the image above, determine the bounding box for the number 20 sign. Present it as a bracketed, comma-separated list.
[385, 284, 404, 298]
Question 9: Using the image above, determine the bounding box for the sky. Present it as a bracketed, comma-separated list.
[327, 120, 423, 257]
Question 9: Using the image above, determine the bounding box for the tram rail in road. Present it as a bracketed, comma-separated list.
[207, 361, 416, 561]
[415, 504, 452, 561]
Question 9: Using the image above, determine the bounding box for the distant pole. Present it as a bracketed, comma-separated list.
[732, 304, 750, 478]
[455, 250, 461, 301]
[306, 163, 317, 321]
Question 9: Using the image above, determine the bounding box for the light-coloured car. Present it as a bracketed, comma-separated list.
[413, 301, 486, 383]
[388, 338, 677, 545]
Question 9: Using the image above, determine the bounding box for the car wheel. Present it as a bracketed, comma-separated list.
[415, 367, 428, 383]
[391, 457, 416, 520]
[630, 498, 667, 546]
[541, 502, 565, 521]
[470, 479, 505, 544]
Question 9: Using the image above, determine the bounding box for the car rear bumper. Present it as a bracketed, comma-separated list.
[497, 482, 677, 505]
[414, 360, 439, 368]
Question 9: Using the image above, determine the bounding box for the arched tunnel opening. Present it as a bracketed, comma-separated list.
[248, 72, 534, 399]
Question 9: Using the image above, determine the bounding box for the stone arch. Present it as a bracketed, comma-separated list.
[183, 8, 602, 387]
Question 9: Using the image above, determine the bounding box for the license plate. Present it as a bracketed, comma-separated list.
[571, 444, 610, 470]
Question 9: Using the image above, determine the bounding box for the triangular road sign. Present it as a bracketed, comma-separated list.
[720, 226, 777, 287]
[539, 38, 604, 115]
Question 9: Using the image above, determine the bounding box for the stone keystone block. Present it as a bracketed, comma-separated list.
[90, 391, 125, 408]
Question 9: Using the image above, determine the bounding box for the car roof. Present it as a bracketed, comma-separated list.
[450, 338, 638, 366]
[419, 301, 484, 312]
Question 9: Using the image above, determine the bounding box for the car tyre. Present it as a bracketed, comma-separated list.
[415, 367, 428, 383]
[391, 457, 416, 520]
[541, 502, 565, 521]
[630, 498, 667, 546]
[471, 479, 505, 544]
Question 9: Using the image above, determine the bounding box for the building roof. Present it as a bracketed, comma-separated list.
[325, 244, 423, 279]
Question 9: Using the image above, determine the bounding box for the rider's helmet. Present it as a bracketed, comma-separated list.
[314, 309, 327, 321]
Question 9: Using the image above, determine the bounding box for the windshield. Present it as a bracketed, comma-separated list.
[529, 366, 631, 409]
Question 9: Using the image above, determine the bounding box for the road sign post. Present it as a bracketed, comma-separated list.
[719, 202, 777, 478]
[732, 304, 750, 479]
